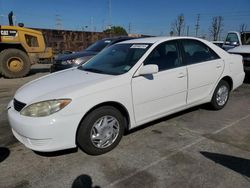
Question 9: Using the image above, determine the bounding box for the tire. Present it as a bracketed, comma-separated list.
[0, 49, 31, 78]
[210, 80, 230, 110]
[76, 106, 125, 155]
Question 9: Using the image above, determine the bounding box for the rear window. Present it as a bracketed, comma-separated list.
[85, 39, 112, 52]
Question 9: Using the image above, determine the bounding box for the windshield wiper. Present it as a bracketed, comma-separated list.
[81, 67, 105, 74]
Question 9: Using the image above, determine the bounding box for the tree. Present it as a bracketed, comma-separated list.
[239, 24, 247, 32]
[169, 31, 174, 36]
[171, 14, 185, 36]
[209, 16, 223, 41]
[104, 26, 128, 35]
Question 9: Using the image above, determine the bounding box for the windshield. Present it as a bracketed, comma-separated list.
[79, 43, 151, 75]
[225, 33, 239, 44]
[85, 39, 112, 52]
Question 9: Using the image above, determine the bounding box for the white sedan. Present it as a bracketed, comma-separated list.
[8, 37, 245, 155]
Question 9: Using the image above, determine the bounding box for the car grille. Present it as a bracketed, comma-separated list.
[14, 99, 26, 112]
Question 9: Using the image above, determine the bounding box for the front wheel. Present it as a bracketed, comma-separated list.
[210, 80, 230, 110]
[0, 49, 31, 78]
[76, 106, 125, 155]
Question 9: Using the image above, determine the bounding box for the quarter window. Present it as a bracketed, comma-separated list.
[181, 39, 219, 64]
[144, 41, 181, 71]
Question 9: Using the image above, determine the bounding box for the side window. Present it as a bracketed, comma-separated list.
[25, 34, 39, 47]
[144, 41, 181, 71]
[241, 33, 250, 45]
[182, 39, 219, 65]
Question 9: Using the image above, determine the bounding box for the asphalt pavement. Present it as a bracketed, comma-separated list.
[0, 65, 250, 188]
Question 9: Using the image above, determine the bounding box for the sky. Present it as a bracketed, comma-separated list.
[0, 0, 250, 39]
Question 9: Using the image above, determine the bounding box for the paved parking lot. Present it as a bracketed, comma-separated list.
[0, 64, 250, 188]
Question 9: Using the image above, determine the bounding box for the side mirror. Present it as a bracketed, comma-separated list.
[230, 41, 239, 46]
[139, 64, 159, 75]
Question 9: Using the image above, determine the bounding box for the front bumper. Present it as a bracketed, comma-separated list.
[7, 102, 83, 152]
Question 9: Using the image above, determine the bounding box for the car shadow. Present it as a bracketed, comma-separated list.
[72, 174, 101, 188]
[200, 151, 250, 178]
[126, 105, 202, 135]
[0, 147, 10, 163]
[34, 147, 78, 157]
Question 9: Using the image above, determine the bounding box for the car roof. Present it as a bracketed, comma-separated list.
[102, 36, 134, 41]
[120, 36, 208, 44]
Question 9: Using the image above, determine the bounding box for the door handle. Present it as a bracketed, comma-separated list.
[177, 73, 185, 78]
[216, 63, 222, 68]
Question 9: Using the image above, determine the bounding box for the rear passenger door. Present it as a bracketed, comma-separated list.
[180, 39, 224, 104]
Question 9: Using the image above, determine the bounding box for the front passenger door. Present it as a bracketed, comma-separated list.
[132, 40, 188, 124]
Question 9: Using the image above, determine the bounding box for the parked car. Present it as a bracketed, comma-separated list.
[222, 31, 250, 73]
[211, 41, 224, 48]
[222, 31, 250, 51]
[8, 37, 245, 155]
[50, 36, 134, 72]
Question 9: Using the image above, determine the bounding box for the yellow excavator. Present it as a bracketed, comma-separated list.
[0, 11, 53, 78]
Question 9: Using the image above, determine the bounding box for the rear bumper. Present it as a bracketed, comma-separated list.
[233, 72, 245, 90]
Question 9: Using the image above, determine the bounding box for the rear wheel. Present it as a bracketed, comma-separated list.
[76, 106, 125, 155]
[0, 49, 31, 78]
[210, 80, 230, 110]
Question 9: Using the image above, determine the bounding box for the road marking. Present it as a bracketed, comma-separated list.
[107, 113, 250, 187]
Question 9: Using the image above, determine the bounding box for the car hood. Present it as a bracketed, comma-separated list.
[15, 68, 114, 104]
[56, 50, 98, 61]
[228, 45, 250, 54]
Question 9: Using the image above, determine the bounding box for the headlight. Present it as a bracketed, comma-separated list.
[20, 99, 71, 117]
[61, 57, 92, 65]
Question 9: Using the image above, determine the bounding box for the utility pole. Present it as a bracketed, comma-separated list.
[128, 22, 131, 34]
[55, 14, 62, 30]
[186, 25, 189, 36]
[90, 16, 94, 32]
[195, 14, 200, 37]
[108, 0, 112, 28]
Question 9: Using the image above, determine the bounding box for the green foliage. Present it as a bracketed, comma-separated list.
[104, 26, 128, 35]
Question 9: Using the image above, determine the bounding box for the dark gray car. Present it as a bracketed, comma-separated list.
[50, 36, 134, 72]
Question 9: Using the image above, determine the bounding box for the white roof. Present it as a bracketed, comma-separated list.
[120, 36, 206, 44]
[120, 36, 230, 58]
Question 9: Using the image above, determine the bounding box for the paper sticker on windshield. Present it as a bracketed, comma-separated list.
[130, 44, 148, 49]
